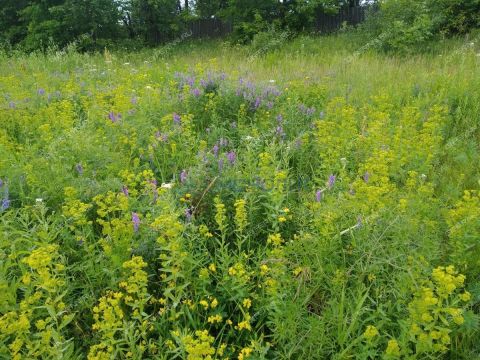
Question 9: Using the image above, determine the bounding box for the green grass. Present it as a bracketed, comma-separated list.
[0, 33, 479, 359]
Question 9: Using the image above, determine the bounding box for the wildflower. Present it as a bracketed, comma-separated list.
[180, 170, 187, 183]
[212, 144, 219, 157]
[161, 182, 173, 189]
[276, 126, 285, 138]
[37, 88, 46, 96]
[192, 88, 201, 97]
[108, 111, 121, 122]
[75, 163, 84, 175]
[208, 263, 216, 272]
[122, 186, 129, 196]
[385, 339, 401, 357]
[132, 212, 140, 232]
[315, 189, 323, 202]
[185, 208, 192, 222]
[363, 171, 370, 182]
[234, 199, 247, 232]
[9, 101, 15, 109]
[173, 113, 181, 125]
[207, 314, 222, 323]
[218, 159, 224, 171]
[227, 151, 236, 165]
[459, 292, 471, 301]
[242, 298, 252, 309]
[1, 198, 10, 211]
[363, 325, 379, 340]
[238, 347, 253, 359]
[328, 174, 336, 188]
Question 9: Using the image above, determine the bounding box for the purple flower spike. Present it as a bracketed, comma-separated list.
[276, 114, 283, 123]
[122, 186, 129, 196]
[254, 97, 261, 109]
[108, 111, 120, 123]
[132, 212, 140, 232]
[180, 170, 187, 183]
[276, 126, 285, 138]
[1, 197, 10, 211]
[227, 151, 236, 165]
[315, 190, 323, 202]
[218, 159, 224, 171]
[131, 97, 138, 105]
[75, 163, 84, 175]
[0, 179, 3, 188]
[363, 172, 370, 183]
[213, 144, 219, 157]
[173, 113, 181, 125]
[192, 88, 200, 97]
[37, 88, 45, 96]
[328, 174, 336, 188]
[185, 208, 192, 222]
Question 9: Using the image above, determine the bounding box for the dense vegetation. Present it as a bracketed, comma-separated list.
[1, 0, 479, 51]
[0, 34, 479, 359]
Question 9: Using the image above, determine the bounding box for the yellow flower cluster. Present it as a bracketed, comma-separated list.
[407, 266, 470, 354]
[234, 198, 248, 233]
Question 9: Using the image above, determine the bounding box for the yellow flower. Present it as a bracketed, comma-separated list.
[242, 298, 252, 309]
[385, 339, 401, 357]
[459, 291, 471, 302]
[208, 263, 216, 272]
[363, 325, 379, 340]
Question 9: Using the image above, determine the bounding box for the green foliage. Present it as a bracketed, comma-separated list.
[0, 33, 480, 359]
[364, 0, 480, 53]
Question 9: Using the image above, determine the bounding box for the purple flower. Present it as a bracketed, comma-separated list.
[180, 170, 187, 183]
[132, 212, 140, 232]
[185, 208, 192, 222]
[253, 97, 261, 110]
[0, 179, 3, 188]
[276, 114, 283, 123]
[306, 107, 315, 116]
[75, 163, 83, 175]
[108, 111, 121, 123]
[131, 97, 138, 105]
[192, 88, 201, 97]
[37, 88, 45, 96]
[227, 151, 236, 165]
[8, 101, 15, 109]
[328, 174, 336, 188]
[213, 144, 219, 157]
[315, 190, 323, 202]
[173, 113, 181, 125]
[275, 126, 285, 138]
[218, 159, 224, 171]
[363, 172, 370, 183]
[219, 138, 228, 147]
[122, 186, 129, 197]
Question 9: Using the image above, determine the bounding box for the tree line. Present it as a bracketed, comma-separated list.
[0, 0, 478, 52]
[0, 0, 361, 50]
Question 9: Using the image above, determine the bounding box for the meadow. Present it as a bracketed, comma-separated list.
[1, 34, 480, 359]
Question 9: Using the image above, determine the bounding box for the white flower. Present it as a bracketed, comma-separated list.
[161, 183, 173, 189]
[269, 79, 275, 83]
[145, 85, 153, 90]
[36, 198, 43, 203]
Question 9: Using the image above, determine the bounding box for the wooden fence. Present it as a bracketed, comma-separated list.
[187, 6, 372, 39]
[188, 18, 233, 38]
[315, 6, 369, 33]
